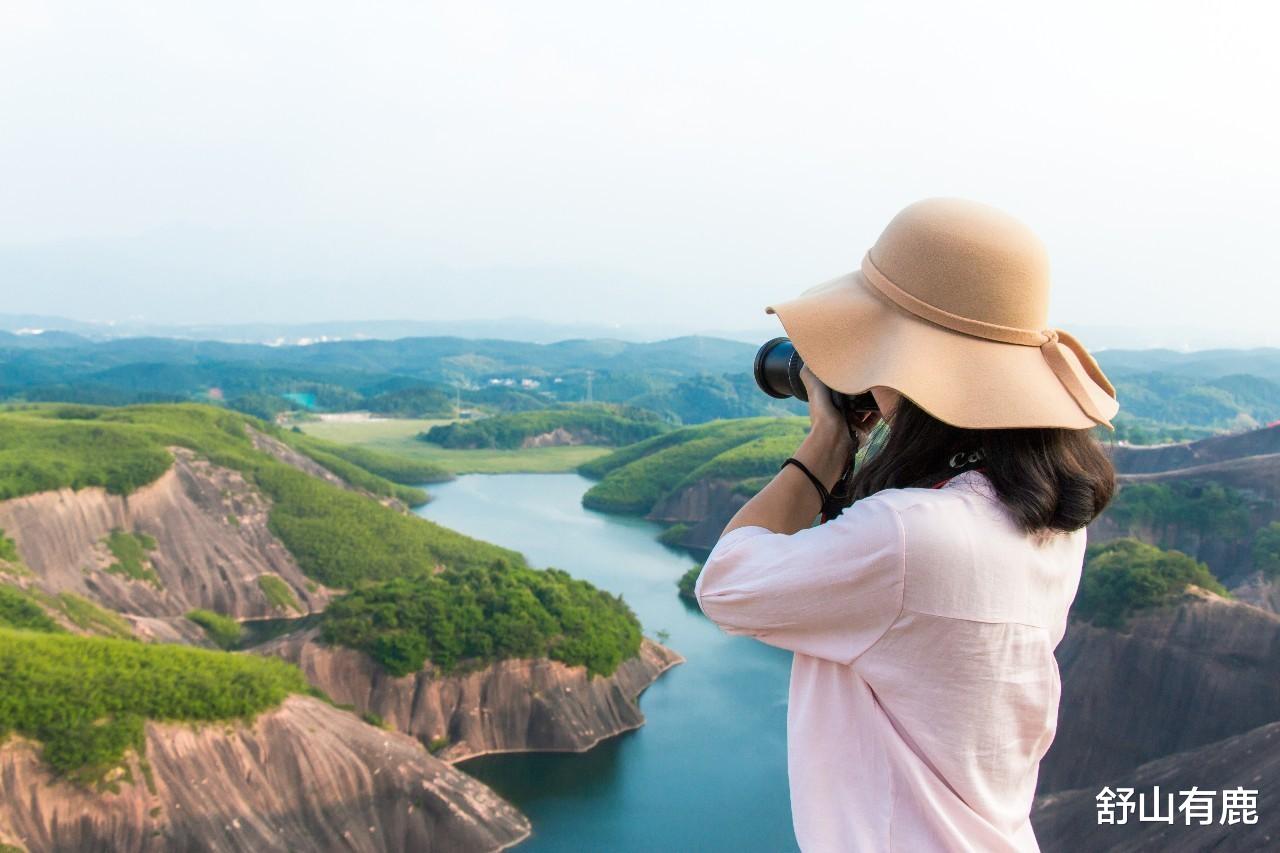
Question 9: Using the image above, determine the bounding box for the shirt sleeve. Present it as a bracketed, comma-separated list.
[693, 495, 906, 665]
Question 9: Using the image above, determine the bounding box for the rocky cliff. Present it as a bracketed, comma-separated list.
[1109, 424, 1280, 475]
[1040, 587, 1280, 794]
[258, 629, 685, 762]
[1092, 425, 1280, 589]
[0, 448, 328, 626]
[0, 696, 530, 853]
[249, 428, 355, 490]
[1032, 720, 1278, 852]
[1088, 508, 1263, 591]
[646, 478, 746, 554]
[1231, 569, 1280, 615]
[519, 427, 605, 448]
[0, 410, 685, 850]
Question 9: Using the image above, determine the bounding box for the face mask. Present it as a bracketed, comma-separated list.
[854, 418, 891, 472]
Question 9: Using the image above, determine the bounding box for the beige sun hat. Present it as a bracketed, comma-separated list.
[765, 197, 1120, 431]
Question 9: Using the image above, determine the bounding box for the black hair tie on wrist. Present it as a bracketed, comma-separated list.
[781, 457, 831, 511]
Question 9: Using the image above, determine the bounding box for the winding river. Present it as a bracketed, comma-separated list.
[416, 473, 798, 852]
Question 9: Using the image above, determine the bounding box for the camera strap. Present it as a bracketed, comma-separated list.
[918, 448, 988, 489]
[813, 447, 988, 523]
[822, 456, 857, 523]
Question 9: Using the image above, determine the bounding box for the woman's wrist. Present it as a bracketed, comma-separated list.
[793, 428, 853, 490]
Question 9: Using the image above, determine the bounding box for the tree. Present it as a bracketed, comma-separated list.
[1072, 538, 1228, 629]
[1252, 522, 1280, 579]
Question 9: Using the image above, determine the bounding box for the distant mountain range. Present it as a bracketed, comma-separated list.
[1, 327, 1277, 435]
[1, 313, 1270, 350]
[0, 313, 767, 346]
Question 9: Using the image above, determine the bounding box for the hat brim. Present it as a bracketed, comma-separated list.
[765, 270, 1120, 430]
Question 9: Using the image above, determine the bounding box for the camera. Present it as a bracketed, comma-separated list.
[753, 337, 879, 415]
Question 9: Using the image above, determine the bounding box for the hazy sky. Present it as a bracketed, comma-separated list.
[1, 1, 1277, 344]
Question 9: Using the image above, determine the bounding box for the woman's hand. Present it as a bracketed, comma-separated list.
[717, 367, 882, 536]
[800, 366, 884, 447]
[799, 366, 847, 443]
[794, 366, 856, 489]
[717, 367, 858, 535]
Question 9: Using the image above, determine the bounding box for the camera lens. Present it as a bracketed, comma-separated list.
[753, 337, 879, 413]
[754, 337, 805, 400]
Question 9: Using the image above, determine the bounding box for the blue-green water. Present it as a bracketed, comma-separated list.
[416, 474, 799, 852]
[282, 391, 316, 409]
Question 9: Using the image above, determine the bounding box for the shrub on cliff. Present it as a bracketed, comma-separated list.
[0, 628, 308, 783]
[0, 529, 21, 565]
[0, 414, 173, 499]
[658, 523, 691, 548]
[0, 585, 63, 632]
[1252, 522, 1280, 579]
[321, 562, 643, 678]
[257, 575, 301, 613]
[677, 565, 702, 601]
[103, 529, 161, 587]
[32, 591, 133, 638]
[186, 608, 243, 649]
[1071, 538, 1229, 629]
[422, 404, 669, 450]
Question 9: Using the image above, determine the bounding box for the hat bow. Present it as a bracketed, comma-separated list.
[860, 253, 1116, 428]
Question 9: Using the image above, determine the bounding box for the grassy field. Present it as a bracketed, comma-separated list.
[296, 417, 610, 474]
[296, 417, 454, 444]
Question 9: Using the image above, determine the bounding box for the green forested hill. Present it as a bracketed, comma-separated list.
[0, 403, 437, 506]
[0, 333, 802, 425]
[0, 402, 648, 786]
[4, 334, 1277, 439]
[0, 404, 642, 688]
[423, 405, 670, 449]
[580, 417, 810, 514]
[1095, 347, 1280, 381]
[1109, 371, 1280, 442]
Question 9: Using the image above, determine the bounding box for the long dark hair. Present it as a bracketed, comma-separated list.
[848, 395, 1116, 535]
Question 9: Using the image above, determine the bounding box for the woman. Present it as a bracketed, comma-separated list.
[694, 198, 1120, 852]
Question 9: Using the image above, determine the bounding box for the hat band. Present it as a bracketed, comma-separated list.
[861, 253, 1050, 346]
[860, 252, 1116, 427]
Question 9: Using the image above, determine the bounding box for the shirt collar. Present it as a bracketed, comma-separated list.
[941, 467, 997, 498]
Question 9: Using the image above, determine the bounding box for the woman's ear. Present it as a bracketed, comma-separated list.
[870, 386, 900, 422]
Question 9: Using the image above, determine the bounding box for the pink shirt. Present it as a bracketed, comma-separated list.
[694, 469, 1084, 852]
